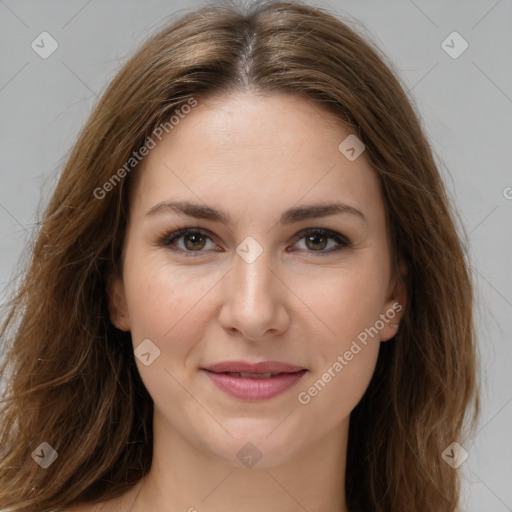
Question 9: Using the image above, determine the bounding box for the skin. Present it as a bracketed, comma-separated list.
[74, 91, 406, 512]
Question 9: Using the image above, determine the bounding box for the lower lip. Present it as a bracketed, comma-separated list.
[201, 369, 307, 400]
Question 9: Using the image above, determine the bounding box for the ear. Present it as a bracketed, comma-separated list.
[107, 273, 131, 332]
[379, 259, 407, 342]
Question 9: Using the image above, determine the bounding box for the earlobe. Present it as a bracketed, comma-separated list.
[380, 260, 407, 342]
[107, 273, 131, 332]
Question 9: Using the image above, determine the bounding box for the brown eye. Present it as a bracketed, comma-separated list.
[292, 228, 351, 255]
[159, 228, 217, 257]
[159, 227, 350, 258]
[183, 232, 207, 251]
[304, 233, 328, 251]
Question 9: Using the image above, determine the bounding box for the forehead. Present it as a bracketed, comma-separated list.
[130, 91, 383, 225]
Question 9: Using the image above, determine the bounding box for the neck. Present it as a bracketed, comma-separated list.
[131, 409, 350, 512]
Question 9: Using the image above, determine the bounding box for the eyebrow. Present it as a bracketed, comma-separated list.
[145, 200, 367, 225]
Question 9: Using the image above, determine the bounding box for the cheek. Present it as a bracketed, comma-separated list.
[296, 343, 379, 425]
[300, 258, 388, 347]
[121, 256, 223, 411]
[122, 251, 222, 359]
[291, 258, 387, 413]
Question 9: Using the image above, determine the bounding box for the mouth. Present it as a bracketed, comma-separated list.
[200, 361, 308, 400]
[211, 371, 290, 379]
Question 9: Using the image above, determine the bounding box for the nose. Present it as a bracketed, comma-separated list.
[218, 246, 290, 341]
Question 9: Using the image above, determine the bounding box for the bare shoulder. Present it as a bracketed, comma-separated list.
[64, 500, 118, 512]
[64, 502, 123, 512]
[63, 481, 142, 512]
[64, 489, 137, 512]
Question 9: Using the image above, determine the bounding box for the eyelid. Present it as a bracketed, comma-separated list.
[157, 226, 351, 257]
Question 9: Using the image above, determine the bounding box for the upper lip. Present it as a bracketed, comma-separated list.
[202, 361, 306, 374]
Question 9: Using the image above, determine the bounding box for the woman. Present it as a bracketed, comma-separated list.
[0, 1, 479, 511]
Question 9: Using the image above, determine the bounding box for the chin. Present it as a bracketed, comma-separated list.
[201, 427, 305, 469]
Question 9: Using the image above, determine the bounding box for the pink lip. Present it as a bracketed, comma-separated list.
[203, 360, 305, 374]
[201, 360, 308, 400]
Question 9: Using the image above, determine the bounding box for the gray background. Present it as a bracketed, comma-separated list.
[0, 0, 511, 510]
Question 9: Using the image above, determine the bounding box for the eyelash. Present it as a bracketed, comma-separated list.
[157, 227, 351, 258]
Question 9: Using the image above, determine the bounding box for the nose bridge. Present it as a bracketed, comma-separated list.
[232, 242, 275, 305]
[218, 238, 288, 339]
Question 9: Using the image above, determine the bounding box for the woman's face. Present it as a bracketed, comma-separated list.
[109, 91, 405, 468]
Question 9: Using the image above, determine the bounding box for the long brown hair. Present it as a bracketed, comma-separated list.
[0, 1, 479, 510]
